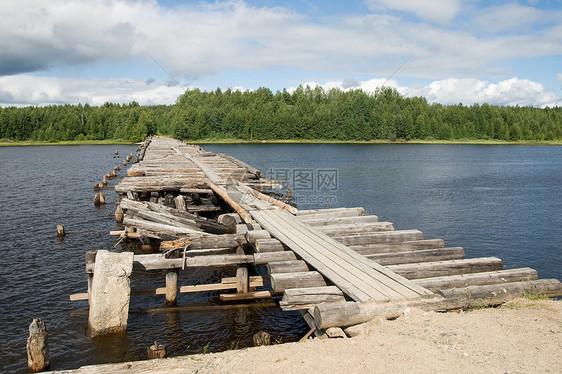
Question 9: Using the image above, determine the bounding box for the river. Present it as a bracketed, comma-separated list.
[0, 143, 560, 372]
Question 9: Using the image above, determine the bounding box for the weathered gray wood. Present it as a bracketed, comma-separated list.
[387, 257, 504, 280]
[314, 279, 562, 329]
[123, 216, 206, 237]
[296, 209, 368, 222]
[366, 247, 465, 266]
[173, 195, 186, 211]
[235, 223, 262, 235]
[413, 268, 538, 291]
[318, 222, 395, 236]
[302, 215, 380, 227]
[246, 229, 272, 244]
[280, 286, 345, 311]
[165, 269, 179, 306]
[253, 251, 297, 265]
[255, 238, 286, 252]
[133, 253, 253, 271]
[332, 230, 424, 246]
[270, 271, 327, 293]
[266, 260, 309, 274]
[432, 279, 562, 310]
[27, 319, 49, 373]
[296, 207, 367, 216]
[87, 250, 134, 336]
[216, 153, 262, 178]
[350, 239, 446, 255]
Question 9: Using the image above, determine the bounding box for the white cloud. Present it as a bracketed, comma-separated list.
[1, 0, 561, 82]
[472, 3, 545, 33]
[290, 77, 562, 108]
[364, 0, 462, 24]
[0, 75, 184, 107]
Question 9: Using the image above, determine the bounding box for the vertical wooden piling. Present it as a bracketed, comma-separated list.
[165, 269, 179, 307]
[236, 246, 249, 293]
[27, 319, 49, 373]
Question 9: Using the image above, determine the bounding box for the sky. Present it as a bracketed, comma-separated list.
[1, 0, 561, 107]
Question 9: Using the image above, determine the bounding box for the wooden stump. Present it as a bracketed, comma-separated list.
[27, 318, 49, 373]
[253, 331, 271, 346]
[115, 205, 123, 223]
[102, 175, 107, 185]
[147, 342, 166, 359]
[94, 192, 105, 206]
[56, 224, 65, 238]
[165, 269, 179, 306]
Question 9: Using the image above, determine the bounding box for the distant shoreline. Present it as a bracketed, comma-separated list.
[1, 138, 561, 147]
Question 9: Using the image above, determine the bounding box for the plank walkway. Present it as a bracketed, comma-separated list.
[128, 137, 433, 304]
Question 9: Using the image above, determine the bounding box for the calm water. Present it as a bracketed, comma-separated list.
[0, 143, 561, 372]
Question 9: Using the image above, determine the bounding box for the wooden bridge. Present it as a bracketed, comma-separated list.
[77, 137, 562, 338]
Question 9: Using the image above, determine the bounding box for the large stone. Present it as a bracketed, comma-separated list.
[87, 250, 134, 337]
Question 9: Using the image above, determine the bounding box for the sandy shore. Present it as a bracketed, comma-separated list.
[53, 298, 561, 374]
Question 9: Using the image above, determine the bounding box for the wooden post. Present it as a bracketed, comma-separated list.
[56, 224, 65, 238]
[27, 318, 49, 373]
[253, 331, 271, 346]
[85, 250, 96, 304]
[114, 205, 123, 223]
[102, 175, 107, 185]
[147, 341, 166, 359]
[165, 269, 179, 307]
[94, 192, 105, 206]
[236, 246, 249, 293]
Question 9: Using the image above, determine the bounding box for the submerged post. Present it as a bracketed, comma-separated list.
[27, 318, 49, 373]
[87, 250, 134, 337]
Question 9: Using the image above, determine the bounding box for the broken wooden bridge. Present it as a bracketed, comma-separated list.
[75, 137, 562, 338]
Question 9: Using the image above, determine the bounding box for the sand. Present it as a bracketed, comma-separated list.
[54, 298, 561, 374]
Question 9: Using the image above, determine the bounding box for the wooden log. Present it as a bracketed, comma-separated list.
[255, 238, 285, 253]
[413, 268, 538, 292]
[217, 153, 262, 178]
[217, 214, 237, 234]
[165, 269, 179, 306]
[235, 223, 262, 235]
[134, 253, 253, 271]
[279, 286, 345, 311]
[102, 175, 107, 185]
[207, 181, 252, 223]
[266, 260, 309, 274]
[302, 215, 380, 227]
[331, 230, 424, 246]
[314, 279, 562, 329]
[246, 229, 271, 244]
[432, 279, 562, 311]
[366, 247, 465, 266]
[27, 318, 49, 373]
[237, 182, 298, 214]
[157, 235, 246, 251]
[253, 251, 296, 265]
[87, 250, 134, 336]
[387, 257, 504, 280]
[296, 207, 367, 216]
[173, 195, 186, 212]
[123, 216, 207, 237]
[318, 222, 394, 236]
[350, 239, 445, 255]
[270, 271, 326, 293]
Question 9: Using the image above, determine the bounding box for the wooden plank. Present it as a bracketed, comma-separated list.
[350, 239, 446, 255]
[302, 215, 380, 227]
[259, 210, 429, 302]
[366, 247, 466, 266]
[388, 257, 504, 280]
[219, 291, 274, 301]
[251, 210, 373, 302]
[413, 268, 538, 291]
[262, 209, 430, 301]
[331, 230, 424, 246]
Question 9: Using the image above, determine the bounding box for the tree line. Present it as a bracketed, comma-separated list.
[1, 86, 560, 142]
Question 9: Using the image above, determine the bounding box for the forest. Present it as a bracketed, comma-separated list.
[0, 86, 561, 143]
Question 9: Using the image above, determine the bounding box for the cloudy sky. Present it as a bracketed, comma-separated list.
[1, 0, 561, 107]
